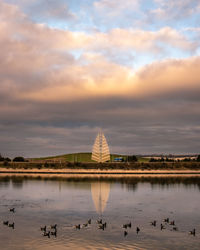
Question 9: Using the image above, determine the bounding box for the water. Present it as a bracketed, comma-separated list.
[0, 174, 200, 250]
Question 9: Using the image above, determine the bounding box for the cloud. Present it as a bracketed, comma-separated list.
[151, 0, 199, 22]
[13, 55, 200, 103]
[90, 27, 197, 54]
[3, 0, 76, 23]
[1, 0, 200, 157]
[94, 0, 140, 16]
[31, 0, 76, 21]
[1, 1, 198, 103]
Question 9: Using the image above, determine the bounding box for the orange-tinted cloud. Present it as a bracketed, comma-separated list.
[0, 0, 199, 103]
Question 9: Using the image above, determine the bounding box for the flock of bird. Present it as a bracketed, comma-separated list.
[2, 208, 15, 230]
[39, 216, 197, 239]
[2, 207, 197, 239]
[121, 218, 196, 237]
[40, 224, 57, 238]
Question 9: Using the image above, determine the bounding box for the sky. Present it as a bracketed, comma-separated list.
[0, 0, 200, 158]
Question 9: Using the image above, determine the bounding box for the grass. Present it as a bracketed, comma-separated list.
[31, 152, 136, 163]
[137, 157, 150, 163]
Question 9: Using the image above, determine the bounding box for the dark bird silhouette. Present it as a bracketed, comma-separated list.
[8, 222, 14, 229]
[123, 224, 128, 229]
[189, 229, 196, 236]
[150, 220, 156, 226]
[161, 224, 165, 230]
[9, 208, 15, 213]
[40, 226, 47, 232]
[170, 221, 175, 225]
[124, 231, 128, 237]
[127, 222, 131, 228]
[173, 227, 178, 231]
[51, 224, 57, 230]
[43, 231, 50, 238]
[164, 218, 169, 223]
[51, 230, 57, 237]
[103, 222, 107, 228]
[3, 221, 9, 226]
[97, 219, 102, 224]
[98, 224, 105, 230]
[83, 223, 88, 227]
[136, 227, 140, 234]
[88, 219, 91, 224]
[75, 224, 81, 229]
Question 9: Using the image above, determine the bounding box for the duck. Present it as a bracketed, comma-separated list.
[51, 230, 57, 237]
[97, 219, 102, 224]
[9, 208, 15, 213]
[150, 220, 156, 227]
[51, 224, 57, 230]
[3, 221, 9, 226]
[160, 224, 165, 230]
[124, 231, 128, 237]
[173, 227, 178, 231]
[127, 222, 131, 228]
[83, 223, 88, 227]
[88, 219, 91, 224]
[164, 218, 169, 223]
[98, 224, 105, 230]
[8, 222, 15, 229]
[189, 229, 196, 236]
[40, 226, 47, 232]
[43, 231, 50, 238]
[136, 227, 140, 234]
[75, 224, 81, 229]
[123, 224, 128, 229]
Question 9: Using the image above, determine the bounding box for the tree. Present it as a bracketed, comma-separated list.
[13, 156, 25, 162]
[0, 154, 4, 161]
[127, 155, 138, 162]
[5, 157, 11, 162]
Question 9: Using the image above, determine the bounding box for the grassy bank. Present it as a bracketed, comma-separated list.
[1, 161, 200, 170]
[31, 152, 133, 163]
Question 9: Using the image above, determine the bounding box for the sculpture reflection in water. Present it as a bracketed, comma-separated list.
[91, 182, 110, 217]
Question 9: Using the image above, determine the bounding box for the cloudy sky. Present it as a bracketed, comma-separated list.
[0, 0, 200, 157]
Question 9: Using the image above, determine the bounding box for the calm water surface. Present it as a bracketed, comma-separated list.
[0, 175, 200, 250]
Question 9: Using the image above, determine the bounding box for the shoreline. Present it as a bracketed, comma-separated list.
[1, 168, 200, 175]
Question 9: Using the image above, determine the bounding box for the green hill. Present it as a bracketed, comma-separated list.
[31, 152, 140, 163]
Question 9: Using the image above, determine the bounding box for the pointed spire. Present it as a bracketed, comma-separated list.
[92, 131, 110, 163]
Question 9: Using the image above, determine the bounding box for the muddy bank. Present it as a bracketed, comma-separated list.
[1, 167, 200, 175]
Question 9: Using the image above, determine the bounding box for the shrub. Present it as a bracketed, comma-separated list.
[127, 155, 138, 162]
[0, 155, 4, 162]
[13, 156, 25, 162]
[5, 157, 11, 162]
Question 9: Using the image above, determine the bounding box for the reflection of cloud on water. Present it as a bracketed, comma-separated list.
[91, 182, 110, 215]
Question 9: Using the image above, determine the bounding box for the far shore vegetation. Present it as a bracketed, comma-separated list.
[0, 153, 200, 170]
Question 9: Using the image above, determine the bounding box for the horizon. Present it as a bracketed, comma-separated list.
[2, 152, 199, 160]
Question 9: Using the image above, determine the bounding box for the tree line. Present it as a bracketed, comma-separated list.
[0, 154, 25, 162]
[149, 155, 200, 162]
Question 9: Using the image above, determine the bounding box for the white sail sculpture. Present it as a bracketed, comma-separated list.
[92, 131, 110, 163]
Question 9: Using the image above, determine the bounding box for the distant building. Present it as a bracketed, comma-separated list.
[92, 131, 110, 163]
[114, 157, 123, 162]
